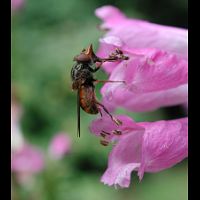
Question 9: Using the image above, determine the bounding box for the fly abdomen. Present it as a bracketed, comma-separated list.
[79, 86, 98, 114]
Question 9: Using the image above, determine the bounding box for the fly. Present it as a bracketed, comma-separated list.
[71, 44, 129, 137]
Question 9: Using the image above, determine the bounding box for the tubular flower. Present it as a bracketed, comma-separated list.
[48, 132, 72, 160]
[89, 6, 188, 188]
[90, 115, 188, 188]
[96, 5, 188, 62]
[95, 5, 188, 112]
[11, 143, 45, 185]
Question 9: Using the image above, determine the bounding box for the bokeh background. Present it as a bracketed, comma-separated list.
[11, 0, 188, 200]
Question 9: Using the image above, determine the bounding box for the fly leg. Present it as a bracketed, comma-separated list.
[94, 80, 125, 84]
[97, 105, 122, 147]
[92, 57, 120, 72]
[95, 101, 122, 126]
[92, 50, 129, 72]
[95, 48, 129, 64]
[91, 61, 104, 72]
[98, 107, 103, 117]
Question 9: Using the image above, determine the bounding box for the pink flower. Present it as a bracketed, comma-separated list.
[11, 91, 44, 184]
[101, 48, 187, 112]
[90, 115, 188, 188]
[11, 0, 24, 11]
[11, 94, 44, 174]
[89, 6, 188, 188]
[96, 5, 188, 61]
[11, 143, 44, 173]
[48, 133, 71, 160]
[95, 6, 188, 112]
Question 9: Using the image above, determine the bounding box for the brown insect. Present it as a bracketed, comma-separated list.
[71, 44, 128, 137]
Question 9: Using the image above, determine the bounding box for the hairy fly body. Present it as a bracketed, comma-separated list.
[71, 44, 128, 137]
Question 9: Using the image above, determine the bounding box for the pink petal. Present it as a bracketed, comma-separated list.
[95, 6, 188, 60]
[105, 50, 187, 93]
[101, 130, 144, 188]
[90, 115, 188, 188]
[138, 118, 188, 180]
[11, 0, 24, 11]
[95, 5, 126, 30]
[102, 83, 188, 113]
[11, 143, 44, 173]
[89, 114, 144, 141]
[48, 133, 71, 160]
[100, 49, 188, 112]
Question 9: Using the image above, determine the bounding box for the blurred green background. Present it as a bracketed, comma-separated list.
[11, 0, 188, 200]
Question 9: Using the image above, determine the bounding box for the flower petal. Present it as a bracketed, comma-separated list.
[95, 5, 126, 30]
[102, 84, 188, 113]
[138, 118, 188, 179]
[101, 129, 144, 188]
[100, 48, 188, 112]
[11, 144, 44, 173]
[89, 114, 143, 141]
[48, 132, 71, 160]
[90, 115, 188, 188]
[105, 50, 187, 93]
[95, 5, 188, 59]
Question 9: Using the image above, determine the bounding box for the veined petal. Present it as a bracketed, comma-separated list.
[89, 114, 143, 141]
[95, 5, 188, 60]
[102, 84, 188, 112]
[90, 115, 188, 188]
[138, 118, 188, 180]
[104, 50, 187, 93]
[101, 129, 144, 188]
[100, 48, 188, 112]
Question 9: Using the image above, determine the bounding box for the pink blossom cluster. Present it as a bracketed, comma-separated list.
[11, 97, 44, 184]
[48, 133, 71, 160]
[89, 6, 188, 188]
[11, 95, 71, 184]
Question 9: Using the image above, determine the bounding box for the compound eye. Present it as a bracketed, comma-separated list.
[74, 54, 90, 62]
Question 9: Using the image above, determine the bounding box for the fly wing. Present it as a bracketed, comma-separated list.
[77, 89, 80, 137]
